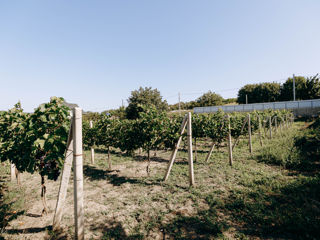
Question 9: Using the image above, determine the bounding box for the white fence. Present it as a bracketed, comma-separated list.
[194, 99, 320, 114]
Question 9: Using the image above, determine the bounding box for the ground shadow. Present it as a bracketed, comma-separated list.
[90, 221, 144, 240]
[163, 209, 228, 239]
[6, 225, 51, 234]
[224, 174, 320, 239]
[25, 213, 42, 218]
[83, 165, 162, 187]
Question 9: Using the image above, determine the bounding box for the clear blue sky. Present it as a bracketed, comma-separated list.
[1, 0, 319, 112]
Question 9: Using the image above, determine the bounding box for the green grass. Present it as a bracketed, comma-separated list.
[79, 121, 320, 239]
[1, 121, 319, 239]
[0, 162, 25, 239]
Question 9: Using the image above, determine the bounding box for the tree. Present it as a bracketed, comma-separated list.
[280, 76, 307, 101]
[125, 87, 168, 119]
[196, 91, 223, 107]
[305, 74, 320, 99]
[237, 82, 281, 104]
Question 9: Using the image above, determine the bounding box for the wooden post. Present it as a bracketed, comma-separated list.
[10, 163, 16, 182]
[194, 138, 197, 162]
[269, 116, 272, 139]
[53, 124, 74, 230]
[73, 108, 84, 240]
[187, 112, 195, 186]
[205, 142, 216, 162]
[107, 146, 111, 170]
[163, 114, 188, 181]
[274, 116, 278, 133]
[227, 115, 233, 166]
[90, 120, 95, 164]
[248, 114, 252, 153]
[258, 115, 263, 146]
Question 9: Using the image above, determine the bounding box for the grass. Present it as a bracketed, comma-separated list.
[82, 121, 320, 239]
[1, 121, 319, 239]
[0, 162, 25, 240]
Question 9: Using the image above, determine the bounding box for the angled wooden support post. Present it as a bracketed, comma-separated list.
[205, 142, 216, 162]
[53, 124, 74, 230]
[232, 116, 248, 151]
[187, 112, 195, 186]
[90, 120, 95, 164]
[163, 114, 188, 181]
[73, 108, 84, 240]
[248, 114, 252, 154]
[227, 115, 233, 166]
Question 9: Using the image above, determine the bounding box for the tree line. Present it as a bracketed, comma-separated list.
[237, 74, 320, 104]
[91, 74, 318, 121]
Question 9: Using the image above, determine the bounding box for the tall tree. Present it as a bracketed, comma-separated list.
[305, 74, 320, 99]
[196, 91, 223, 107]
[280, 76, 307, 101]
[237, 82, 281, 104]
[126, 87, 168, 119]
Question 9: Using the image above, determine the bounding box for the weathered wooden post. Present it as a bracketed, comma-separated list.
[90, 120, 95, 164]
[269, 116, 272, 139]
[248, 114, 252, 153]
[258, 115, 263, 146]
[187, 112, 195, 186]
[10, 163, 16, 182]
[227, 115, 233, 166]
[194, 138, 197, 162]
[107, 146, 112, 170]
[274, 116, 278, 133]
[73, 108, 84, 240]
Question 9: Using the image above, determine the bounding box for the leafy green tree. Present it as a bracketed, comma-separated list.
[237, 82, 281, 104]
[125, 87, 168, 119]
[305, 74, 320, 99]
[280, 76, 307, 101]
[196, 91, 223, 107]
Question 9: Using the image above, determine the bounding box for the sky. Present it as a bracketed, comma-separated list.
[1, 0, 320, 112]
